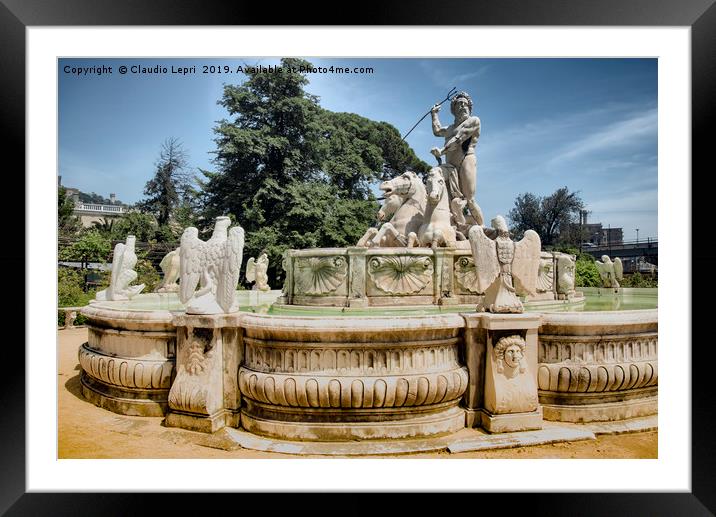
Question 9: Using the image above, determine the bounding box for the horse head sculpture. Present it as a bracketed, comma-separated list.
[357, 170, 427, 247]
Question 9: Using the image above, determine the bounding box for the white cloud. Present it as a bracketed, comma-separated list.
[549, 108, 657, 164]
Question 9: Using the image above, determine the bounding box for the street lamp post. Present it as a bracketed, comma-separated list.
[636, 228, 639, 244]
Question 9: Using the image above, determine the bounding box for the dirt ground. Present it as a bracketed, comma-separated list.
[58, 327, 657, 459]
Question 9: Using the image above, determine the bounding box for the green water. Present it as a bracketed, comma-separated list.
[94, 289, 656, 315]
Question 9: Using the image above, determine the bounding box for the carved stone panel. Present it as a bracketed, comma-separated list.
[367, 255, 434, 295]
[454, 255, 481, 294]
[293, 256, 348, 295]
[536, 254, 554, 293]
[487, 335, 539, 415]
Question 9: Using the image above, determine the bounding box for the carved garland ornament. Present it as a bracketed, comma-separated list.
[368, 256, 433, 295]
[294, 256, 347, 295]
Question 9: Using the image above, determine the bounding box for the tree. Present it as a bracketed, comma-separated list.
[59, 230, 111, 270]
[139, 137, 194, 227]
[58, 186, 80, 235]
[200, 57, 429, 282]
[508, 187, 585, 246]
[110, 212, 158, 243]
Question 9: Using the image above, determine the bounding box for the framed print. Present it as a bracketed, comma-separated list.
[5, 0, 713, 513]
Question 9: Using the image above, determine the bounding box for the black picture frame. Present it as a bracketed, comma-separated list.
[4, 1, 712, 514]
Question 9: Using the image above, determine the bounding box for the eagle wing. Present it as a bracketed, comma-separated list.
[160, 248, 177, 273]
[217, 225, 245, 312]
[613, 257, 623, 280]
[246, 257, 256, 283]
[179, 227, 202, 304]
[512, 229, 542, 297]
[467, 225, 500, 294]
[595, 259, 609, 283]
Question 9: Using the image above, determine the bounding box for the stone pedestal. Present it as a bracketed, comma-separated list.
[166, 313, 243, 433]
[462, 312, 543, 433]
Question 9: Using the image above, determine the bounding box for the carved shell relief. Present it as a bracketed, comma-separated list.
[536, 257, 554, 293]
[454, 256, 481, 294]
[294, 256, 348, 295]
[368, 256, 434, 295]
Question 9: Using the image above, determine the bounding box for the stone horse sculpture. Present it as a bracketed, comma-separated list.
[357, 170, 426, 247]
[408, 167, 457, 248]
[179, 216, 245, 314]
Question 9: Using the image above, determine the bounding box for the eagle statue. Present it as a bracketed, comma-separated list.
[179, 216, 245, 314]
[467, 215, 541, 313]
[595, 255, 623, 288]
[246, 252, 270, 292]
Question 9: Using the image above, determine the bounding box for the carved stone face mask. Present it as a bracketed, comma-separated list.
[503, 344, 523, 369]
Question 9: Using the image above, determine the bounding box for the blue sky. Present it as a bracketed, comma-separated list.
[59, 58, 657, 241]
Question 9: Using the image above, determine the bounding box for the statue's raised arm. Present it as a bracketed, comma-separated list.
[431, 103, 448, 137]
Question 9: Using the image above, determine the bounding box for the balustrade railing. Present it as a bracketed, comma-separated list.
[75, 202, 125, 213]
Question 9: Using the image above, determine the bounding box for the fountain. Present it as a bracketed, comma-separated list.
[77, 90, 657, 451]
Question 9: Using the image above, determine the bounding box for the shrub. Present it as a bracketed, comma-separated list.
[575, 254, 602, 287]
[135, 257, 161, 292]
[58, 268, 95, 306]
[621, 272, 658, 288]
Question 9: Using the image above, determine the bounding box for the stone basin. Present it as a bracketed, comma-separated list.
[79, 284, 657, 440]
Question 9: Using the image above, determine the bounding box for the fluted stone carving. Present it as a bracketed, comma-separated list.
[239, 313, 469, 440]
[538, 310, 658, 422]
[239, 369, 468, 409]
[538, 336, 658, 393]
[79, 344, 173, 390]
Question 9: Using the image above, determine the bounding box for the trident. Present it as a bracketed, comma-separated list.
[401, 87, 457, 141]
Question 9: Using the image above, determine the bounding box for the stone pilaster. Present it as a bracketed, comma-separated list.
[434, 247, 458, 305]
[346, 246, 368, 308]
[462, 312, 543, 433]
[166, 313, 243, 433]
[277, 250, 294, 305]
